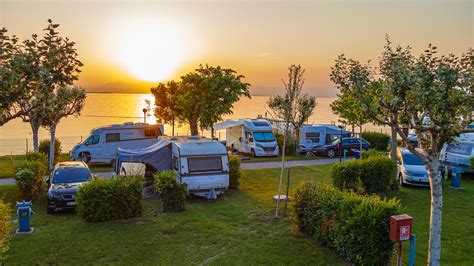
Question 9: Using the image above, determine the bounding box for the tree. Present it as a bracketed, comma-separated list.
[151, 65, 250, 136]
[267, 64, 313, 216]
[330, 87, 369, 134]
[331, 41, 473, 265]
[44, 86, 86, 169]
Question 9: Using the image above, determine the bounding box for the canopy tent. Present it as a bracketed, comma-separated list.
[115, 139, 172, 172]
[213, 119, 245, 130]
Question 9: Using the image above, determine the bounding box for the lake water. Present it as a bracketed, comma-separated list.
[0, 93, 388, 155]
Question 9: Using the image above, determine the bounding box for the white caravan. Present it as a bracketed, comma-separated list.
[299, 125, 351, 153]
[440, 133, 474, 174]
[71, 122, 164, 164]
[214, 119, 279, 157]
[166, 136, 229, 198]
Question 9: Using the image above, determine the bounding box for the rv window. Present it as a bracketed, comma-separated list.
[106, 133, 120, 142]
[86, 135, 100, 145]
[446, 143, 473, 156]
[188, 157, 223, 173]
[252, 121, 269, 127]
[253, 132, 276, 142]
[144, 129, 157, 137]
[306, 132, 320, 143]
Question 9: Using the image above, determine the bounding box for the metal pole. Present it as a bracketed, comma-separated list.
[408, 234, 416, 266]
[283, 168, 291, 216]
[398, 241, 403, 266]
[339, 127, 342, 162]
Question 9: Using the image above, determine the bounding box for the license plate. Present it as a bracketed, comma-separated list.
[66, 201, 76, 206]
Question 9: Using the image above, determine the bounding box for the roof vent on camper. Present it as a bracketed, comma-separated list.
[170, 136, 178, 140]
[252, 121, 269, 127]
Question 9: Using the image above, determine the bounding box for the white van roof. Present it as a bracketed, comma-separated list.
[213, 119, 273, 131]
[91, 122, 161, 133]
[456, 133, 474, 143]
[164, 136, 228, 156]
[301, 124, 349, 134]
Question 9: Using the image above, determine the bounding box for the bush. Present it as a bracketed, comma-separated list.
[154, 171, 187, 212]
[76, 175, 143, 222]
[361, 149, 386, 160]
[276, 133, 298, 156]
[294, 183, 401, 265]
[331, 156, 397, 193]
[14, 159, 47, 200]
[39, 138, 62, 164]
[361, 131, 390, 151]
[229, 156, 241, 189]
[0, 200, 11, 263]
[26, 152, 47, 163]
[471, 157, 474, 170]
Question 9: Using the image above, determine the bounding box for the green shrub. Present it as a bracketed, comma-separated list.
[14, 160, 47, 200]
[276, 133, 298, 156]
[229, 156, 241, 189]
[331, 160, 361, 191]
[76, 175, 143, 222]
[154, 171, 187, 212]
[471, 157, 474, 170]
[294, 183, 401, 265]
[39, 138, 62, 164]
[0, 200, 11, 263]
[361, 131, 390, 151]
[331, 157, 397, 193]
[26, 152, 47, 163]
[361, 149, 386, 160]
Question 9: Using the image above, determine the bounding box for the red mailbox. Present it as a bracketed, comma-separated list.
[390, 214, 412, 242]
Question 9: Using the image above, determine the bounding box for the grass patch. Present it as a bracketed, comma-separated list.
[239, 154, 328, 163]
[2, 166, 473, 264]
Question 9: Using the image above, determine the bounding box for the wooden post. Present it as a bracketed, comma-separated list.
[26, 138, 28, 154]
[283, 168, 291, 216]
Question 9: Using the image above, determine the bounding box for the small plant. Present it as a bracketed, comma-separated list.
[0, 200, 11, 263]
[14, 159, 47, 200]
[361, 131, 390, 151]
[154, 171, 187, 212]
[361, 149, 386, 159]
[229, 156, 241, 189]
[39, 138, 62, 164]
[275, 133, 298, 156]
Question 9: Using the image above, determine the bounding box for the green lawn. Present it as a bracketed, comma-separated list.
[0, 154, 113, 179]
[2, 165, 473, 264]
[238, 153, 329, 163]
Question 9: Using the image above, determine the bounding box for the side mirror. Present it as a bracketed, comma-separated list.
[249, 137, 254, 143]
[45, 177, 50, 184]
[84, 142, 89, 146]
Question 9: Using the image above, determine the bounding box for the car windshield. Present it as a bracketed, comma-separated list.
[253, 132, 276, 142]
[52, 167, 91, 184]
[403, 153, 424, 166]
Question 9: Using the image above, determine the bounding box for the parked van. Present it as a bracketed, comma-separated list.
[440, 133, 474, 174]
[166, 136, 229, 199]
[71, 122, 164, 164]
[299, 125, 351, 153]
[214, 119, 279, 157]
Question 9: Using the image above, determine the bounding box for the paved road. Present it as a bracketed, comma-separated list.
[0, 159, 344, 185]
[240, 158, 343, 170]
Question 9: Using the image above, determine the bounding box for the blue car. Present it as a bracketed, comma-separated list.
[46, 161, 94, 213]
[396, 148, 429, 187]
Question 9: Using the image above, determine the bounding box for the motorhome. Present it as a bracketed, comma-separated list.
[440, 133, 474, 174]
[299, 125, 351, 153]
[71, 122, 164, 164]
[166, 136, 229, 198]
[214, 119, 279, 157]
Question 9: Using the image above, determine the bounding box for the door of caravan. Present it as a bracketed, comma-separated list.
[241, 131, 252, 153]
[83, 134, 102, 159]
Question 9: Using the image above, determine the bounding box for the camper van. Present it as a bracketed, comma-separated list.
[214, 119, 279, 157]
[440, 133, 474, 174]
[299, 125, 351, 153]
[166, 136, 229, 198]
[71, 122, 164, 164]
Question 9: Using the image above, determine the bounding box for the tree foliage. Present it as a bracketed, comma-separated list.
[151, 65, 250, 135]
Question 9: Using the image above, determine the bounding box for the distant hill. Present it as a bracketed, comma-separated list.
[87, 81, 155, 94]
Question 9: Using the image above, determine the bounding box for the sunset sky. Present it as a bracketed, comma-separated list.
[1, 0, 472, 97]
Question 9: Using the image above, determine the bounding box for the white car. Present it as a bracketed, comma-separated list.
[396, 148, 429, 187]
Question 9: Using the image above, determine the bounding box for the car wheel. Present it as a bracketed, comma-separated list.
[327, 149, 335, 158]
[399, 173, 405, 186]
[250, 149, 256, 158]
[79, 152, 91, 163]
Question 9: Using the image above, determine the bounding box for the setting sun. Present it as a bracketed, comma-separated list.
[113, 18, 193, 82]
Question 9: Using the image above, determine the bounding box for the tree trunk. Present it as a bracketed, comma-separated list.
[30, 120, 40, 153]
[172, 120, 175, 136]
[49, 122, 57, 170]
[359, 125, 363, 151]
[275, 124, 288, 217]
[189, 119, 199, 136]
[426, 158, 443, 266]
[351, 124, 355, 135]
[390, 125, 397, 161]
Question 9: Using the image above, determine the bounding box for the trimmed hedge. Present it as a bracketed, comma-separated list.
[154, 171, 187, 212]
[361, 149, 386, 160]
[331, 156, 397, 193]
[0, 199, 11, 263]
[76, 175, 143, 222]
[295, 183, 401, 265]
[14, 154, 47, 200]
[229, 156, 241, 189]
[361, 131, 390, 151]
[276, 133, 298, 156]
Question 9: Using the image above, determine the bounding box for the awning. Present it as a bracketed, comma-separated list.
[116, 139, 172, 172]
